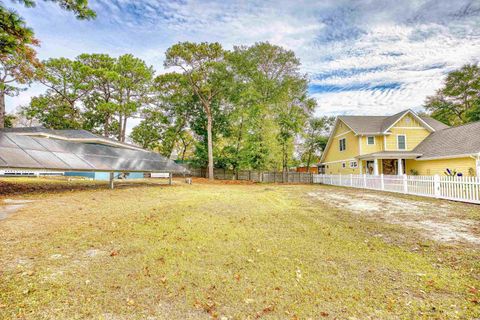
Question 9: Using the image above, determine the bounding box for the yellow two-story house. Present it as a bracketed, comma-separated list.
[319, 109, 480, 176]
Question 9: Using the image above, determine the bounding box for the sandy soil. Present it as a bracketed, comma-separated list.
[308, 189, 480, 245]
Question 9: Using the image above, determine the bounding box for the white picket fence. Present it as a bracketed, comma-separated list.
[312, 174, 480, 204]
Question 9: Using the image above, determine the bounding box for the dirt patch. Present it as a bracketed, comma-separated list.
[308, 189, 480, 245]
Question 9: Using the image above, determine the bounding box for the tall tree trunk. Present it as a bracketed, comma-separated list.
[207, 111, 214, 180]
[118, 114, 123, 141]
[122, 116, 128, 142]
[0, 90, 5, 129]
[104, 115, 109, 137]
[306, 151, 312, 172]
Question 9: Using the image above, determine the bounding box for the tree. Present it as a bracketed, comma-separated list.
[164, 42, 230, 180]
[130, 108, 169, 150]
[77, 53, 119, 137]
[13, 0, 95, 20]
[0, 5, 36, 55]
[300, 117, 333, 171]
[228, 42, 314, 171]
[0, 11, 39, 128]
[425, 64, 480, 125]
[26, 57, 92, 129]
[114, 54, 154, 142]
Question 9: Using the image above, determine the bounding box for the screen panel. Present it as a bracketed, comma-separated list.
[26, 150, 71, 169]
[7, 134, 47, 151]
[0, 147, 42, 167]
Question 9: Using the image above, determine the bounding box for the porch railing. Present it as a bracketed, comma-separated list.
[312, 174, 480, 204]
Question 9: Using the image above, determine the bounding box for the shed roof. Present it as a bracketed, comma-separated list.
[0, 130, 187, 173]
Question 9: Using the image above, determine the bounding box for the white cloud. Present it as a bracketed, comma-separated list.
[5, 0, 480, 122]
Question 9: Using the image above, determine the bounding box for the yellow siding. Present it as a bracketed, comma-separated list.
[384, 114, 431, 151]
[359, 135, 383, 155]
[323, 120, 359, 163]
[324, 160, 361, 175]
[406, 158, 476, 176]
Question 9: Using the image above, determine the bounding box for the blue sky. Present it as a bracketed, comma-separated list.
[5, 0, 480, 123]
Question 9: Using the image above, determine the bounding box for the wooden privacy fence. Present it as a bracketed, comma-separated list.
[189, 168, 314, 183]
[312, 174, 480, 204]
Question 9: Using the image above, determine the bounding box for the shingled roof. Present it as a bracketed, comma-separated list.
[338, 109, 448, 134]
[414, 121, 480, 159]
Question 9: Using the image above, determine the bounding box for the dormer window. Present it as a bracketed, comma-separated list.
[367, 136, 375, 145]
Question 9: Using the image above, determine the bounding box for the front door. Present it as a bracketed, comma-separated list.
[382, 159, 396, 175]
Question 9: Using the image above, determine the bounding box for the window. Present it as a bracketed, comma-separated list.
[397, 135, 406, 150]
[342, 162, 346, 168]
[339, 138, 346, 151]
[350, 161, 358, 168]
[367, 136, 375, 145]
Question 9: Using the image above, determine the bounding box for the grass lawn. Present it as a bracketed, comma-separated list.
[0, 178, 479, 319]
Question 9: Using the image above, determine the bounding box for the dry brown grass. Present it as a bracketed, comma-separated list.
[0, 178, 479, 319]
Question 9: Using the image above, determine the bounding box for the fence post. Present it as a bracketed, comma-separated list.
[248, 170, 251, 181]
[434, 174, 441, 197]
[350, 174, 353, 186]
[363, 174, 367, 188]
[380, 174, 384, 190]
[403, 174, 408, 193]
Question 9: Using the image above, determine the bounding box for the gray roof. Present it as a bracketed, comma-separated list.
[0, 131, 187, 173]
[419, 116, 450, 131]
[338, 110, 449, 134]
[1, 127, 143, 150]
[414, 121, 480, 159]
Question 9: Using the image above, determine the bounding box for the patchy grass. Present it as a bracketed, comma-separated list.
[0, 179, 479, 319]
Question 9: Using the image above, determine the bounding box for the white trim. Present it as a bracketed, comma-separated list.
[366, 136, 375, 145]
[383, 135, 387, 151]
[382, 109, 435, 133]
[417, 153, 480, 161]
[334, 130, 352, 138]
[397, 134, 407, 150]
[358, 136, 362, 155]
[321, 159, 356, 165]
[392, 127, 429, 130]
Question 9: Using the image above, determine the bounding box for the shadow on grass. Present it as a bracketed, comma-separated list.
[0, 179, 173, 196]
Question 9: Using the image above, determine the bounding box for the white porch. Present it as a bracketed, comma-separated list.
[357, 152, 421, 176]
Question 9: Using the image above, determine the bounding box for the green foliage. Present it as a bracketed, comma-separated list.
[0, 5, 37, 55]
[13, 0, 96, 20]
[0, 6, 40, 128]
[300, 117, 333, 169]
[23, 54, 153, 139]
[425, 64, 480, 125]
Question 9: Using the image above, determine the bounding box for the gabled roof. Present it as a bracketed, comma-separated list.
[414, 121, 480, 159]
[337, 115, 387, 134]
[337, 109, 447, 135]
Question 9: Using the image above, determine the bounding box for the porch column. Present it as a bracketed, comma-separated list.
[397, 158, 403, 176]
[359, 160, 363, 174]
[373, 158, 379, 176]
[476, 157, 480, 177]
